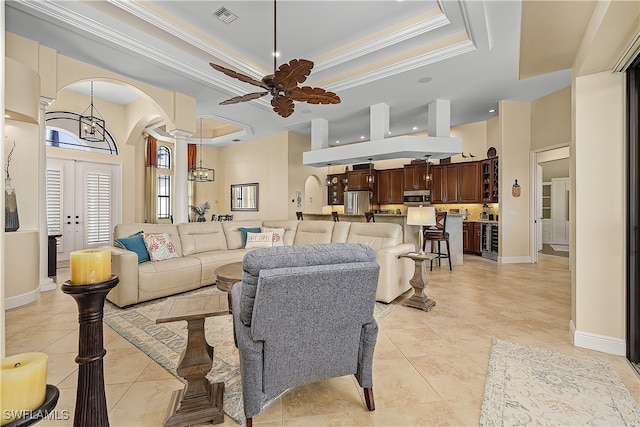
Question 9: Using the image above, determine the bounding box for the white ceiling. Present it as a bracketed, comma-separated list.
[5, 0, 572, 148]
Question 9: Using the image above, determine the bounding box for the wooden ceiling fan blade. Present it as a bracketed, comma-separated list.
[289, 87, 341, 105]
[273, 59, 313, 90]
[210, 63, 270, 89]
[220, 92, 268, 105]
[271, 96, 294, 118]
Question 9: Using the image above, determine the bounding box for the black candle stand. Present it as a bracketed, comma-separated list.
[62, 276, 118, 427]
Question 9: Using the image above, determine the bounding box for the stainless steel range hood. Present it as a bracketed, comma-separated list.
[303, 100, 461, 167]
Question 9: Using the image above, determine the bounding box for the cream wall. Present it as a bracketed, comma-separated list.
[573, 71, 626, 343]
[498, 100, 531, 262]
[450, 121, 488, 162]
[217, 133, 289, 220]
[192, 144, 221, 218]
[531, 87, 571, 150]
[542, 158, 570, 181]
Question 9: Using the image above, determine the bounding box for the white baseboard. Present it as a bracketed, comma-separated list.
[570, 320, 626, 356]
[5, 289, 40, 310]
[40, 278, 57, 292]
[498, 255, 532, 264]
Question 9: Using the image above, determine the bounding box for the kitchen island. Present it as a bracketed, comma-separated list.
[302, 212, 463, 266]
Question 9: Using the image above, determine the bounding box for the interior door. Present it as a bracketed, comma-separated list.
[46, 158, 121, 261]
[537, 164, 543, 252]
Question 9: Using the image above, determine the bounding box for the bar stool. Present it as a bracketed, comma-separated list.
[365, 211, 375, 222]
[332, 212, 339, 222]
[423, 212, 452, 271]
[296, 211, 304, 220]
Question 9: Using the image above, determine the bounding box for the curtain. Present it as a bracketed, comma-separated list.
[188, 144, 197, 169]
[145, 135, 158, 223]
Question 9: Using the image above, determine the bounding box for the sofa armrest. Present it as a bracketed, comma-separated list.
[231, 283, 265, 419]
[103, 246, 139, 307]
[375, 243, 415, 303]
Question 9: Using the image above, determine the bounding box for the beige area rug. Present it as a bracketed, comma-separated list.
[550, 244, 570, 252]
[480, 339, 640, 426]
[103, 285, 396, 425]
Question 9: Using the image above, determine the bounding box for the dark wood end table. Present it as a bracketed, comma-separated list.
[215, 262, 243, 314]
[398, 252, 438, 311]
[156, 293, 228, 427]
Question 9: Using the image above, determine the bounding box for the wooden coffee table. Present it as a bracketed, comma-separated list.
[156, 293, 228, 427]
[215, 261, 243, 313]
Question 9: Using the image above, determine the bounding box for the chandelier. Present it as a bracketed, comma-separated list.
[78, 81, 106, 142]
[188, 118, 215, 182]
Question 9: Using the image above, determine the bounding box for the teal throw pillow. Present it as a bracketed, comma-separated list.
[239, 227, 262, 248]
[114, 231, 150, 263]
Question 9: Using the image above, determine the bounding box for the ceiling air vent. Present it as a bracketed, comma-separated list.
[212, 7, 238, 24]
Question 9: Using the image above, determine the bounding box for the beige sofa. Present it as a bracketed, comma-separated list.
[105, 219, 414, 307]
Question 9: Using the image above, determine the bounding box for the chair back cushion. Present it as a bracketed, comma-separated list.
[238, 243, 377, 327]
[178, 222, 227, 255]
[346, 222, 403, 250]
[292, 220, 335, 245]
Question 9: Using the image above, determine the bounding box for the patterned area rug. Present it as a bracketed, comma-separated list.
[480, 339, 640, 426]
[103, 285, 395, 425]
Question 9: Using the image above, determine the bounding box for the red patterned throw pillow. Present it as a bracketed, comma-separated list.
[142, 232, 178, 262]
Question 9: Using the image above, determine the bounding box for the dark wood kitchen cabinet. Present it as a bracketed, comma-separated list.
[327, 173, 347, 205]
[463, 221, 482, 254]
[377, 168, 404, 204]
[347, 169, 377, 191]
[432, 164, 460, 203]
[403, 162, 430, 190]
[459, 162, 480, 203]
[481, 158, 499, 203]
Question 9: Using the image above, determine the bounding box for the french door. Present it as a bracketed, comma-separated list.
[46, 158, 121, 261]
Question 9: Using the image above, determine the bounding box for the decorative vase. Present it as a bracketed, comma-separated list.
[197, 214, 206, 222]
[5, 178, 19, 232]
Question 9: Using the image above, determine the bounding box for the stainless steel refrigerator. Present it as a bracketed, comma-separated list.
[344, 191, 372, 215]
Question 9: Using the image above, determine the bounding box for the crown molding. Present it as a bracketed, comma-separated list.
[313, 13, 450, 73]
[327, 39, 476, 93]
[107, 0, 265, 79]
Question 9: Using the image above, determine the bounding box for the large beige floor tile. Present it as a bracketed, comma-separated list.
[108, 379, 183, 427]
[370, 358, 441, 409]
[369, 401, 467, 426]
[280, 376, 364, 419]
[283, 411, 374, 426]
[409, 353, 487, 401]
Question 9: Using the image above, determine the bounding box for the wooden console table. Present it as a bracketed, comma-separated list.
[156, 293, 228, 427]
[398, 252, 438, 311]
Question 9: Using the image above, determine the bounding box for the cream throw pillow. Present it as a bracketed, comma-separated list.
[261, 227, 285, 246]
[245, 232, 274, 248]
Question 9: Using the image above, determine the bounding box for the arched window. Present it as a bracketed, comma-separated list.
[157, 145, 172, 220]
[45, 111, 118, 154]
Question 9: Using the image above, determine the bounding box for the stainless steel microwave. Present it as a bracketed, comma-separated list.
[403, 190, 431, 205]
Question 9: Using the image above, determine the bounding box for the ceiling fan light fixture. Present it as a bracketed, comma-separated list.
[209, 0, 340, 118]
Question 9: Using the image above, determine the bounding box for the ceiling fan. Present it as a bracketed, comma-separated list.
[209, 0, 340, 118]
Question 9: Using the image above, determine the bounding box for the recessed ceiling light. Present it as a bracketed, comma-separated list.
[489, 109, 496, 113]
[4, 114, 10, 118]
[360, 136, 365, 139]
[273, 51, 280, 58]
[335, 140, 340, 144]
[412, 126, 418, 130]
[388, 131, 391, 135]
[418, 77, 432, 84]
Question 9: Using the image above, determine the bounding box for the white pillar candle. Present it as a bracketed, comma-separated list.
[1, 352, 48, 425]
[70, 248, 111, 285]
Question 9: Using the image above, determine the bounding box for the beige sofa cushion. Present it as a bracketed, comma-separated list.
[115, 223, 184, 257]
[178, 222, 228, 255]
[223, 220, 264, 249]
[138, 256, 201, 298]
[331, 222, 351, 243]
[261, 220, 299, 246]
[293, 220, 335, 245]
[346, 222, 403, 250]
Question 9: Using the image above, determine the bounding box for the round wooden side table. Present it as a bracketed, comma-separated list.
[214, 262, 243, 313]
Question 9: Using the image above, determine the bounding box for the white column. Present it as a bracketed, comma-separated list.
[370, 103, 389, 141]
[39, 97, 56, 291]
[427, 99, 451, 137]
[171, 130, 191, 224]
[311, 118, 329, 150]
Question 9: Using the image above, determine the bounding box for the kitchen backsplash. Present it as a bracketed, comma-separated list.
[432, 203, 499, 220]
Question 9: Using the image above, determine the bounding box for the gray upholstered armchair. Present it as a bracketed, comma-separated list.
[231, 243, 380, 426]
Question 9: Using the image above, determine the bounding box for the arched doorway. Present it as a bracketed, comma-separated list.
[304, 175, 323, 213]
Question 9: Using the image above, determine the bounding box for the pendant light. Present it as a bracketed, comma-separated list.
[79, 81, 106, 142]
[188, 118, 215, 182]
